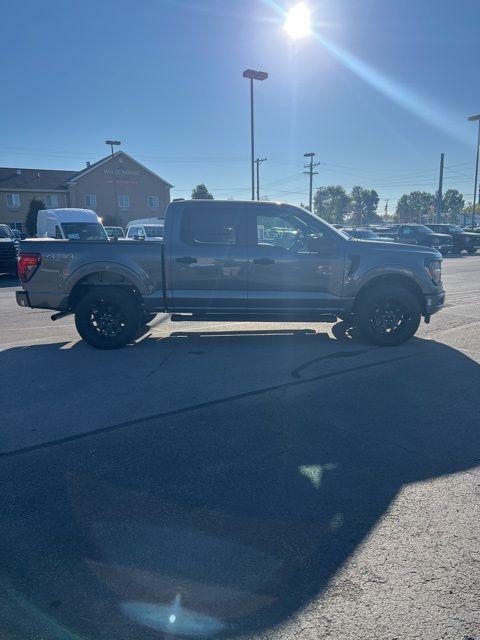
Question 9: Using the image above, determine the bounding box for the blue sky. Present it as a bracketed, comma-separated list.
[1, 0, 479, 210]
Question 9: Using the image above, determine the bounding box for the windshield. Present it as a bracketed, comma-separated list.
[105, 227, 125, 238]
[416, 225, 434, 234]
[0, 225, 14, 239]
[61, 222, 107, 240]
[144, 226, 164, 238]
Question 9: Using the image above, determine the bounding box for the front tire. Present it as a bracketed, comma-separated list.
[75, 287, 141, 349]
[356, 285, 421, 346]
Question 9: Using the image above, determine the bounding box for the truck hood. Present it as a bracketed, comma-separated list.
[348, 238, 441, 258]
[428, 232, 452, 239]
[461, 232, 480, 240]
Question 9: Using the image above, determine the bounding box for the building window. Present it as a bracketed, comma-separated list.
[84, 194, 97, 208]
[118, 195, 130, 209]
[6, 194, 20, 209]
[45, 194, 59, 208]
[148, 195, 159, 210]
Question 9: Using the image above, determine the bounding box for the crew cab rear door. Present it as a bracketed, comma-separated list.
[167, 202, 249, 311]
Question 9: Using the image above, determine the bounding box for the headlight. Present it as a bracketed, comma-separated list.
[426, 259, 442, 284]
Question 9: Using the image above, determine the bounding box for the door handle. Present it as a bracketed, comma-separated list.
[253, 257, 275, 265]
[176, 256, 197, 264]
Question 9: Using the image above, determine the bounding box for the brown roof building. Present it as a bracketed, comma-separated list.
[0, 151, 172, 230]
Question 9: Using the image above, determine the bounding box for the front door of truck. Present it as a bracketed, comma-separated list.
[168, 203, 249, 311]
[247, 206, 346, 311]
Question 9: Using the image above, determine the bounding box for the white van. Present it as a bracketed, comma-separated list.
[125, 220, 164, 241]
[37, 209, 108, 241]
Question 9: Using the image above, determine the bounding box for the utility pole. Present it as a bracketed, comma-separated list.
[467, 114, 480, 228]
[435, 152, 444, 223]
[303, 152, 320, 212]
[255, 157, 267, 200]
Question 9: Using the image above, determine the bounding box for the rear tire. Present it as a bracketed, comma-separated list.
[356, 284, 421, 346]
[75, 287, 141, 349]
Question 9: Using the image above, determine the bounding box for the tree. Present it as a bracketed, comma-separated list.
[25, 197, 46, 237]
[313, 185, 351, 224]
[442, 189, 464, 223]
[350, 186, 364, 225]
[395, 191, 435, 223]
[191, 184, 213, 199]
[350, 186, 380, 225]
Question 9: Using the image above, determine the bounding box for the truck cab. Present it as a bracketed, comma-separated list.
[36, 208, 108, 241]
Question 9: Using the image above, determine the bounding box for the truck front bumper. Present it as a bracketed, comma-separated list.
[425, 291, 445, 316]
[16, 290, 30, 308]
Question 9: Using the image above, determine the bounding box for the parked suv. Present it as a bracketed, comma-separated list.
[427, 224, 480, 254]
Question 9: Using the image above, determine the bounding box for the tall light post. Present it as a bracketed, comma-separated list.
[105, 139, 121, 225]
[243, 69, 268, 201]
[468, 115, 480, 229]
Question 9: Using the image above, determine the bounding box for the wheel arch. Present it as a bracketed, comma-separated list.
[68, 268, 145, 310]
[353, 273, 425, 315]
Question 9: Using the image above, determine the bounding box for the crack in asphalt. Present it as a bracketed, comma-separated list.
[0, 351, 423, 460]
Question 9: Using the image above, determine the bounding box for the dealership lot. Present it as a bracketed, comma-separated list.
[0, 256, 479, 639]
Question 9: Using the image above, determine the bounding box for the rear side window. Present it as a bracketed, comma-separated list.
[180, 208, 241, 245]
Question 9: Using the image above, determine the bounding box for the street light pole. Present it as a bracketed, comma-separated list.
[243, 70, 268, 201]
[105, 139, 121, 225]
[468, 115, 480, 229]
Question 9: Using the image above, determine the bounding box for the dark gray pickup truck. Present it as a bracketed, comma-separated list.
[16, 200, 445, 348]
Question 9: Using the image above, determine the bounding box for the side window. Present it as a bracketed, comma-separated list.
[180, 208, 240, 245]
[54, 225, 63, 239]
[256, 213, 317, 252]
[137, 227, 146, 238]
[127, 226, 137, 238]
[400, 227, 412, 236]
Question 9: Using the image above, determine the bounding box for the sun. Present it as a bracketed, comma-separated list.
[284, 3, 312, 39]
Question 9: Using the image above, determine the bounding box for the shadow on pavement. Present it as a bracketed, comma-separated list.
[0, 335, 479, 639]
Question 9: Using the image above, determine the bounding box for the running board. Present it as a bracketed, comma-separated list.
[170, 313, 338, 323]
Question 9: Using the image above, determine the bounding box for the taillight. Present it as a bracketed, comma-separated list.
[18, 253, 41, 282]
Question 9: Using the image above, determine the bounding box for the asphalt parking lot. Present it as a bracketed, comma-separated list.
[0, 256, 479, 640]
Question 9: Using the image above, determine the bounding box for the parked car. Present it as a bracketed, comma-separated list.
[378, 223, 453, 254]
[105, 226, 126, 240]
[342, 228, 395, 242]
[16, 200, 445, 349]
[0, 224, 19, 276]
[125, 222, 164, 241]
[427, 224, 480, 254]
[37, 208, 108, 241]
